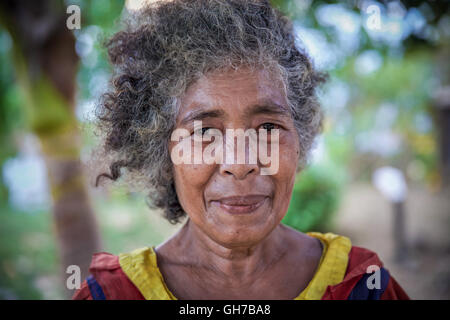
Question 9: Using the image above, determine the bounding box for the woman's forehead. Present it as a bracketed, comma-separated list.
[178, 67, 288, 120]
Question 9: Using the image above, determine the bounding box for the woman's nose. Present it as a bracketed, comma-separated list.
[219, 163, 259, 180]
[218, 128, 260, 179]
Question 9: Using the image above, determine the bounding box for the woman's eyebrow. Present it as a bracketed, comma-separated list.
[179, 101, 288, 125]
[245, 102, 289, 117]
[179, 109, 225, 126]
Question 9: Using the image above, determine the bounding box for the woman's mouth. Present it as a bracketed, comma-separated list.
[210, 195, 268, 214]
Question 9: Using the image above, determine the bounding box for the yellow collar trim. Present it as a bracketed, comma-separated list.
[295, 232, 352, 300]
[119, 247, 177, 300]
[118, 232, 351, 300]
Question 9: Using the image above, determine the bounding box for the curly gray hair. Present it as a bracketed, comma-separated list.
[95, 0, 325, 223]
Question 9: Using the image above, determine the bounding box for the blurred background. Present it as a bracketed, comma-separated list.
[0, 0, 449, 299]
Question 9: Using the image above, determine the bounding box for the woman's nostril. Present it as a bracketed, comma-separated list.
[222, 166, 257, 179]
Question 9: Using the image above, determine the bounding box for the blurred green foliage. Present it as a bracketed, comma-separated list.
[0, 0, 126, 300]
[0, 31, 24, 203]
[0, 206, 58, 299]
[283, 164, 344, 232]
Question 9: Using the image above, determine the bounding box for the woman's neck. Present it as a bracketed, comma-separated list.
[172, 219, 290, 288]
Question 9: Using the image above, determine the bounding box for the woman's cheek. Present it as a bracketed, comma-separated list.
[277, 131, 300, 170]
[173, 163, 216, 208]
[274, 132, 299, 211]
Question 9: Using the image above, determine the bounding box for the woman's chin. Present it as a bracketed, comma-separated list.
[204, 217, 278, 248]
[211, 233, 268, 249]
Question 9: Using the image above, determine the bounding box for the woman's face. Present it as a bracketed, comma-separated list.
[169, 67, 300, 248]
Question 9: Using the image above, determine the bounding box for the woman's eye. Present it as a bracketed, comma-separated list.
[194, 127, 212, 136]
[260, 123, 277, 132]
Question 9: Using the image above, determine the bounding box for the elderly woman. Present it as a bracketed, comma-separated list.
[73, 0, 409, 300]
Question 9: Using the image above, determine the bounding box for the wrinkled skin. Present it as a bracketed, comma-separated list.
[155, 67, 323, 299]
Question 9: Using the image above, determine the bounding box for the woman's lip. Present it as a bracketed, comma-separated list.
[211, 196, 268, 214]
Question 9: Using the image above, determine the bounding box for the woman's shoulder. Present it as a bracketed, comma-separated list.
[72, 249, 150, 300]
[304, 231, 383, 272]
[298, 231, 409, 300]
[283, 227, 352, 269]
[321, 244, 410, 300]
[308, 234, 410, 300]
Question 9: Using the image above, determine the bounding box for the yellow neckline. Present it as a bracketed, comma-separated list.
[295, 232, 352, 299]
[119, 247, 177, 300]
[118, 232, 351, 300]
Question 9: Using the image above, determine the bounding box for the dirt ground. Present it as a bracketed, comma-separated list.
[330, 182, 450, 300]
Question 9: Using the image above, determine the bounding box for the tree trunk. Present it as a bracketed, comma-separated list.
[0, 0, 101, 298]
